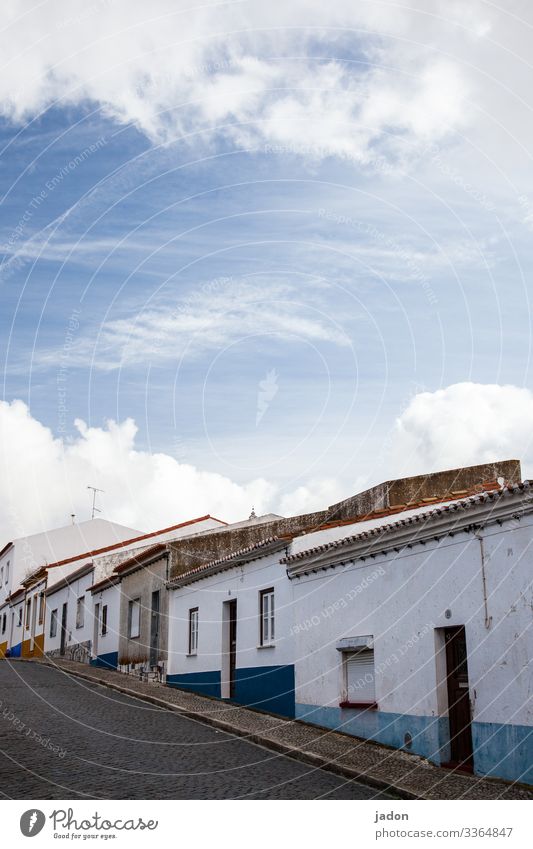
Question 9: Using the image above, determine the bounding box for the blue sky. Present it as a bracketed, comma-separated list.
[1, 1, 533, 534]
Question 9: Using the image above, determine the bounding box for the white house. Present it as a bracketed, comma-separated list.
[42, 514, 228, 669]
[167, 538, 295, 715]
[284, 481, 533, 785]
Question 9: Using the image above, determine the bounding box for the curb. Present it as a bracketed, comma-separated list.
[40, 659, 418, 799]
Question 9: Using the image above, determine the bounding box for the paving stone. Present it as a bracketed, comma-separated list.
[0, 660, 393, 800]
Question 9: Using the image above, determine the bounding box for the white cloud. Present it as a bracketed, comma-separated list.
[388, 382, 533, 478]
[0, 0, 482, 163]
[34, 278, 349, 371]
[0, 399, 275, 539]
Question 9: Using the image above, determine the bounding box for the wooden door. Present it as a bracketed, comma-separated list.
[150, 590, 160, 668]
[444, 626, 473, 770]
[229, 599, 237, 698]
[60, 602, 68, 656]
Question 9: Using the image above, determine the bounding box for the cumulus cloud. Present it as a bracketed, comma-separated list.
[0, 399, 275, 540]
[0, 0, 485, 163]
[388, 382, 533, 478]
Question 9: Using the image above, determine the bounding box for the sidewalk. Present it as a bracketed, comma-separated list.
[34, 658, 532, 800]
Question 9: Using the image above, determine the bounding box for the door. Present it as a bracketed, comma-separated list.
[30, 595, 38, 651]
[443, 626, 473, 770]
[228, 599, 237, 698]
[93, 603, 100, 659]
[150, 590, 160, 667]
[60, 603, 68, 656]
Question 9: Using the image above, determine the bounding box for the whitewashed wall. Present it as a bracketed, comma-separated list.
[169, 551, 293, 672]
[45, 569, 95, 659]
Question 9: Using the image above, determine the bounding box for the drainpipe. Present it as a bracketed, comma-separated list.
[476, 531, 492, 629]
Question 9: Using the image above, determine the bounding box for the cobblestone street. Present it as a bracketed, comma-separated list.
[0, 661, 395, 800]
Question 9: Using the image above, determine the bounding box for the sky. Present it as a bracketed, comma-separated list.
[1, 0, 533, 538]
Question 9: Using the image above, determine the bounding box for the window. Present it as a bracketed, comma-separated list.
[76, 595, 85, 629]
[1, 614, 6, 635]
[18, 607, 22, 627]
[25, 598, 31, 629]
[101, 605, 108, 636]
[188, 607, 198, 655]
[128, 598, 141, 638]
[50, 609, 58, 638]
[0, 567, 3, 585]
[38, 593, 45, 625]
[343, 649, 376, 707]
[5, 561, 9, 584]
[259, 588, 275, 646]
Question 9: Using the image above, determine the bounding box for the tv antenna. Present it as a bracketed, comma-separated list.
[87, 486, 105, 519]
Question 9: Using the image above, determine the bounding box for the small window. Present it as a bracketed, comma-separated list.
[128, 598, 141, 639]
[188, 607, 198, 655]
[25, 598, 31, 629]
[50, 609, 58, 638]
[18, 607, 23, 627]
[76, 596, 85, 629]
[1, 614, 6, 635]
[343, 649, 376, 707]
[38, 593, 45, 625]
[0, 567, 3, 585]
[5, 561, 9, 584]
[259, 588, 275, 646]
[101, 605, 108, 636]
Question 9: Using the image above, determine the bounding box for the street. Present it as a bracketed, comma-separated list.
[0, 662, 392, 799]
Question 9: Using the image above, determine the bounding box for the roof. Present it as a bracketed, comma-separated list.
[5, 587, 25, 603]
[113, 543, 168, 576]
[168, 536, 291, 588]
[45, 562, 95, 596]
[27, 514, 225, 573]
[89, 574, 120, 594]
[283, 480, 531, 574]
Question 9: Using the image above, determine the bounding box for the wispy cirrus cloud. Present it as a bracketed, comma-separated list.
[31, 278, 351, 372]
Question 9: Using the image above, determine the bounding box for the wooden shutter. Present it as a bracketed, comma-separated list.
[346, 650, 375, 702]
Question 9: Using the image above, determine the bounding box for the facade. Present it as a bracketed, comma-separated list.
[20, 569, 47, 658]
[45, 563, 95, 662]
[90, 576, 121, 669]
[2, 588, 25, 657]
[167, 539, 294, 716]
[285, 482, 533, 785]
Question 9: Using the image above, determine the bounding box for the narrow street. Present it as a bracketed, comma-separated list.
[0, 662, 392, 800]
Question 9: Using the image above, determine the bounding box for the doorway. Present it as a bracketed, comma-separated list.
[228, 599, 237, 698]
[443, 626, 473, 771]
[93, 603, 100, 659]
[60, 602, 68, 656]
[150, 590, 160, 668]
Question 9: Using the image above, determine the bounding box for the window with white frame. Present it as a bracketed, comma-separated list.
[344, 649, 376, 705]
[18, 606, 23, 627]
[128, 598, 141, 639]
[50, 609, 58, 638]
[76, 596, 85, 629]
[188, 607, 198, 655]
[5, 561, 9, 584]
[1, 614, 6, 634]
[101, 604, 108, 636]
[259, 588, 275, 645]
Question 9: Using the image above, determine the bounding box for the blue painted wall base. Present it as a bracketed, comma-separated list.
[90, 651, 118, 670]
[295, 703, 533, 785]
[167, 664, 296, 717]
[167, 670, 221, 699]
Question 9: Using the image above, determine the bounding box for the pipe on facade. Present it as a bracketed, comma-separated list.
[476, 531, 492, 629]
